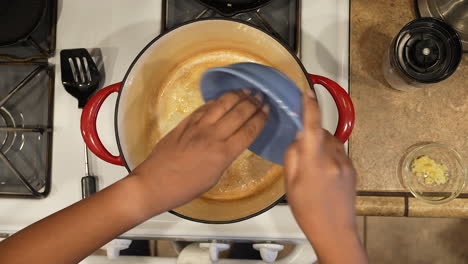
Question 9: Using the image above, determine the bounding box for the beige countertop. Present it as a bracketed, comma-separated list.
[351, 0, 468, 217]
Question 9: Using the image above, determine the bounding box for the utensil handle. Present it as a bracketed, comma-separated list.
[308, 74, 355, 143]
[81, 82, 124, 166]
[81, 176, 97, 198]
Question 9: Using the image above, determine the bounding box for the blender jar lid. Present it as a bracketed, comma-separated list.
[393, 17, 462, 83]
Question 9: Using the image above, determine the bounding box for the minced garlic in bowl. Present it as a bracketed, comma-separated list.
[411, 155, 448, 185]
[399, 143, 466, 204]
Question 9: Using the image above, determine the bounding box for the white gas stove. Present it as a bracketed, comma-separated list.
[0, 0, 349, 262]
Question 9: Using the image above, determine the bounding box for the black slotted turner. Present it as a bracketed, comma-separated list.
[60, 48, 101, 198]
[60, 48, 101, 108]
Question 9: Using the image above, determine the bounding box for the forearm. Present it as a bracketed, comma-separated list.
[0, 175, 159, 264]
[304, 225, 367, 264]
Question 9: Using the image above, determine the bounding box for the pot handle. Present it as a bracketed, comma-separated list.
[308, 74, 355, 143]
[81, 83, 124, 166]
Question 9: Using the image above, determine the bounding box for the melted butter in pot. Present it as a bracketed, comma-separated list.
[155, 49, 283, 200]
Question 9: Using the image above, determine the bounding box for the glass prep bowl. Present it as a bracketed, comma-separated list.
[399, 143, 466, 204]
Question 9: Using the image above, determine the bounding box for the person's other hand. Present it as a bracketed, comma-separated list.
[132, 91, 268, 213]
[284, 91, 366, 263]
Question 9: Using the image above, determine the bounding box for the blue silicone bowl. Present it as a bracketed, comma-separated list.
[200, 62, 303, 165]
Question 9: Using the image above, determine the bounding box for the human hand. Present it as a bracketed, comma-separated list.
[284, 91, 366, 263]
[131, 91, 269, 213]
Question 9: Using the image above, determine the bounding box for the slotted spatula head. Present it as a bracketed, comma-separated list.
[60, 49, 101, 109]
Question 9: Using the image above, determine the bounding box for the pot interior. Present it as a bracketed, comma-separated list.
[117, 19, 310, 222]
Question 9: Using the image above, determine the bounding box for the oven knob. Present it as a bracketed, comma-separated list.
[104, 239, 132, 259]
[199, 242, 230, 262]
[253, 243, 284, 263]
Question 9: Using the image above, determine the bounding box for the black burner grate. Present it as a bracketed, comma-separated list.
[0, 63, 54, 198]
[0, 0, 57, 62]
[162, 0, 301, 56]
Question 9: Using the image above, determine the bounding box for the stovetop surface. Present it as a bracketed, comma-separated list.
[0, 0, 349, 241]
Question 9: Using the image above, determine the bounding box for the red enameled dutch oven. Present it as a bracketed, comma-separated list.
[81, 19, 355, 224]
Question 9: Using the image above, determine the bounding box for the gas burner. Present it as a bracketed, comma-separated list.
[162, 0, 301, 56]
[0, 63, 53, 197]
[0, 107, 24, 154]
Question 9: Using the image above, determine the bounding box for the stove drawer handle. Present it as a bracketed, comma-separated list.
[308, 74, 355, 143]
[81, 83, 124, 166]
